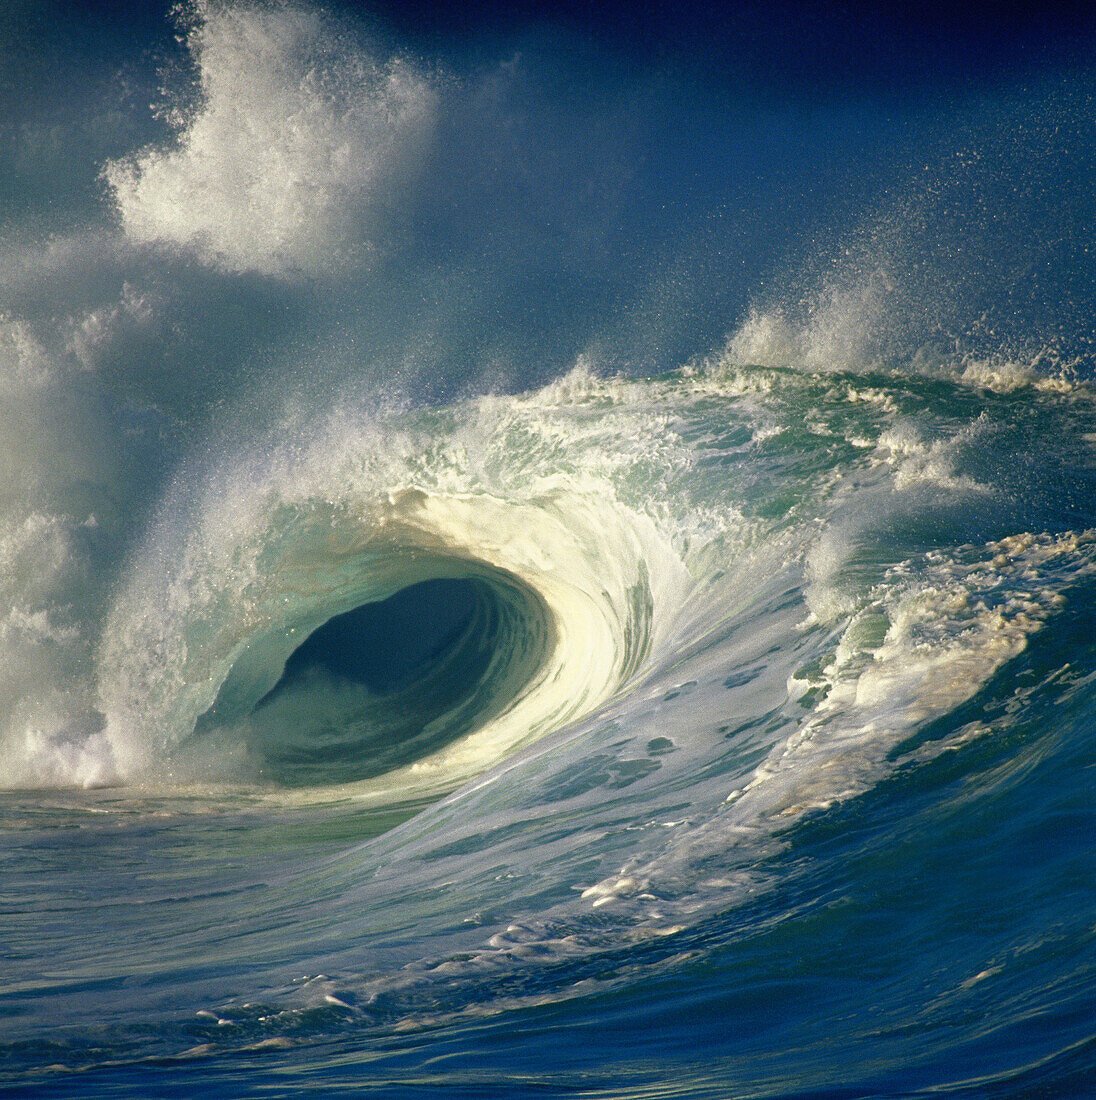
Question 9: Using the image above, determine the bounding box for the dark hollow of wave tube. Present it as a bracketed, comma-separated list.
[203, 572, 556, 788]
[269, 577, 481, 696]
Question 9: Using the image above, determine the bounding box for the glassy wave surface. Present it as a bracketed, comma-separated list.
[2, 2, 1094, 1096]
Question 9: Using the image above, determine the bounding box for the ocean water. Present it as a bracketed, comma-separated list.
[2, 3, 1095, 1096]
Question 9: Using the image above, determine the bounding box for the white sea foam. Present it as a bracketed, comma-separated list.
[0, 513, 114, 787]
[874, 417, 991, 494]
[66, 282, 158, 370]
[739, 533, 1094, 809]
[725, 267, 899, 373]
[722, 272, 1091, 402]
[0, 315, 54, 392]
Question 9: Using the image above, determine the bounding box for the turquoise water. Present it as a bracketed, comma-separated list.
[2, 3, 1095, 1096]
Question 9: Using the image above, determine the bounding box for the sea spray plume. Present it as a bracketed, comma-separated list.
[722, 75, 1096, 381]
[0, 510, 112, 788]
[0, 301, 141, 789]
[103, 1, 436, 276]
[725, 267, 902, 373]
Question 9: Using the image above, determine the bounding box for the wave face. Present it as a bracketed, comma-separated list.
[2, 3, 1096, 1097]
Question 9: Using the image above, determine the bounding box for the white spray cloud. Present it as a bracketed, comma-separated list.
[0, 511, 114, 788]
[726, 266, 901, 372]
[0, 315, 54, 392]
[104, 2, 437, 277]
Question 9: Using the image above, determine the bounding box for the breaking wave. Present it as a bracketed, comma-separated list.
[2, 2, 1095, 1095]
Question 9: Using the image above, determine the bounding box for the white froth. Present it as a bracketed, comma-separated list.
[737, 532, 1095, 817]
[66, 282, 158, 371]
[577, 532, 1095, 923]
[725, 268, 898, 372]
[104, 3, 436, 276]
[875, 417, 990, 494]
[724, 287, 1089, 399]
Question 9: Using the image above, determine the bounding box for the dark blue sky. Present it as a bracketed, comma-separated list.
[352, 0, 1096, 91]
[8, 1, 1095, 96]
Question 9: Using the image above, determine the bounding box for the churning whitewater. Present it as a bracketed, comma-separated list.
[2, 2, 1095, 1097]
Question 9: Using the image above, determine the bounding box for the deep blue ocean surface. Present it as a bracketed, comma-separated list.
[2, 3, 1094, 1096]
